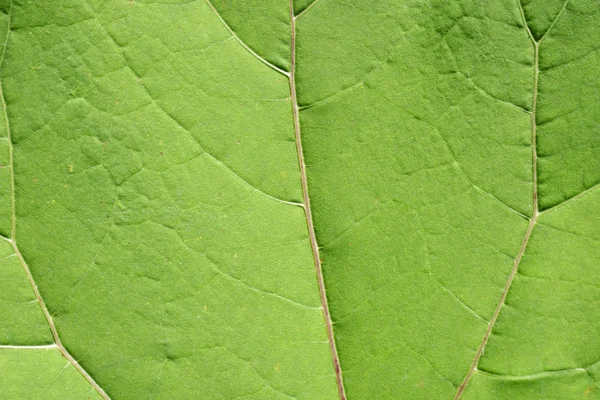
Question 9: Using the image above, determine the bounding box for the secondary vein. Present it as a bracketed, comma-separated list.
[454, 2, 541, 397]
[289, 2, 346, 399]
[0, 2, 110, 398]
[205, 0, 290, 77]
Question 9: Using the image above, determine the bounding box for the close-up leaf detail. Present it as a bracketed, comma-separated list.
[0, 0, 598, 399]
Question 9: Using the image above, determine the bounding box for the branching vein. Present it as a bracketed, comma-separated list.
[0, 2, 110, 398]
[454, 1, 543, 397]
[204, 0, 290, 77]
[289, 1, 346, 398]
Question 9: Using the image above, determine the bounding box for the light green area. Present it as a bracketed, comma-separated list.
[0, 1, 10, 237]
[0, 138, 9, 237]
[535, 0, 600, 209]
[294, 0, 317, 16]
[3, 0, 599, 399]
[296, 0, 598, 398]
[298, 0, 532, 398]
[465, 189, 600, 398]
[5, 0, 335, 398]
[464, 368, 600, 400]
[209, 0, 291, 71]
[0, 0, 52, 347]
[0, 239, 52, 344]
[0, 348, 102, 399]
[521, 0, 572, 40]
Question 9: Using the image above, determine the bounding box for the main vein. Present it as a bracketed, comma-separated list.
[289, 2, 346, 399]
[0, 3, 109, 399]
[454, 3, 541, 398]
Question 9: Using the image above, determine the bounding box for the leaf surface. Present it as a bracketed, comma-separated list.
[2, 0, 599, 399]
[0, 348, 102, 399]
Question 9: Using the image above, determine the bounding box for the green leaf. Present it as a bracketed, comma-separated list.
[0, 240, 52, 344]
[2, 0, 598, 399]
[0, 348, 103, 399]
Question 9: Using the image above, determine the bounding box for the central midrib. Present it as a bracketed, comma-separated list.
[454, 2, 543, 398]
[288, 1, 347, 399]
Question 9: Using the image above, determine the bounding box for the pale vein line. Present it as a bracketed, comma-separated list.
[471, 183, 529, 220]
[477, 367, 587, 381]
[289, 1, 346, 398]
[295, 0, 322, 20]
[540, 182, 600, 215]
[1, 4, 14, 241]
[538, 0, 570, 42]
[204, 0, 290, 77]
[196, 248, 322, 311]
[431, 274, 489, 324]
[0, 3, 110, 399]
[454, 2, 541, 397]
[0, 344, 58, 349]
[454, 217, 536, 398]
[7, 167, 111, 400]
[90, 16, 302, 209]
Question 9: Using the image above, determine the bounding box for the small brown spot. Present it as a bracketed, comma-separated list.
[585, 387, 595, 395]
[416, 381, 425, 388]
[159, 152, 163, 156]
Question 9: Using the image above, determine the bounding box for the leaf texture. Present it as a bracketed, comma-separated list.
[1, 0, 599, 399]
